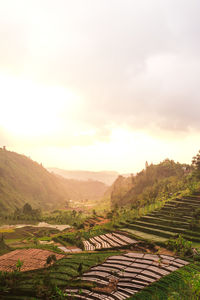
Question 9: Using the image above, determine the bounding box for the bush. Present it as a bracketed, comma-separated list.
[166, 235, 192, 257]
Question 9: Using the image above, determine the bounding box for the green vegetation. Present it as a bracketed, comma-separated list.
[0, 148, 108, 218]
[121, 228, 168, 243]
[0, 148, 70, 214]
[15, 259, 24, 272]
[120, 192, 200, 246]
[128, 262, 200, 300]
[1, 150, 200, 299]
[0, 225, 63, 252]
[0, 251, 120, 299]
[109, 159, 190, 209]
[9, 203, 42, 222]
[43, 209, 86, 228]
[0, 234, 10, 255]
[192, 150, 200, 180]
[166, 235, 193, 257]
[54, 225, 110, 249]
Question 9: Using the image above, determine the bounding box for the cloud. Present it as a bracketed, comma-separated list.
[0, 0, 200, 142]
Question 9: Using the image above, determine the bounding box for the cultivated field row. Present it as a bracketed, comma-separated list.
[0, 248, 64, 272]
[65, 252, 188, 300]
[83, 233, 137, 251]
[123, 193, 200, 243]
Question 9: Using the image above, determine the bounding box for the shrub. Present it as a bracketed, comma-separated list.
[166, 235, 192, 257]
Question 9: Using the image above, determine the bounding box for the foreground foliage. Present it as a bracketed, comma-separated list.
[0, 251, 120, 299]
[128, 262, 200, 300]
[110, 159, 190, 209]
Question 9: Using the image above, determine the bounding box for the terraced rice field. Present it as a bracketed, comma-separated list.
[123, 193, 200, 243]
[0, 251, 121, 299]
[58, 245, 82, 253]
[65, 252, 188, 300]
[83, 233, 137, 251]
[0, 248, 64, 272]
[120, 229, 168, 243]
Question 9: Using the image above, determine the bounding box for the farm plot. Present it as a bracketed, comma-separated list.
[83, 233, 137, 251]
[0, 251, 121, 299]
[57, 246, 82, 253]
[0, 248, 64, 272]
[65, 252, 188, 300]
[123, 193, 200, 244]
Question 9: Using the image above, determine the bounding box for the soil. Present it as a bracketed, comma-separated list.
[84, 217, 110, 229]
[123, 243, 174, 256]
[155, 246, 175, 256]
[0, 248, 64, 272]
[93, 277, 118, 293]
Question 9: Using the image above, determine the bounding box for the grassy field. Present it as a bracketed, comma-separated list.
[121, 228, 168, 243]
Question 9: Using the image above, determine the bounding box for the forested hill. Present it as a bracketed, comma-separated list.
[109, 159, 191, 208]
[0, 148, 71, 213]
[0, 148, 109, 214]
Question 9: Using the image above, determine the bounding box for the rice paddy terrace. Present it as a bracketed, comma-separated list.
[0, 247, 194, 300]
[1, 193, 200, 299]
[83, 233, 137, 251]
[122, 192, 200, 244]
[65, 252, 188, 300]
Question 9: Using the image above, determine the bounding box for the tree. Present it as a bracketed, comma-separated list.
[72, 210, 77, 218]
[192, 150, 200, 179]
[78, 263, 83, 276]
[23, 203, 32, 214]
[1, 234, 4, 242]
[46, 254, 57, 266]
[14, 207, 21, 218]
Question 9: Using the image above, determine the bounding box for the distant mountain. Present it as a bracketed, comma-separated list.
[54, 177, 108, 202]
[48, 168, 119, 185]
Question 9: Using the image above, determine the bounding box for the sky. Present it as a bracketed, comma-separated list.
[0, 0, 200, 173]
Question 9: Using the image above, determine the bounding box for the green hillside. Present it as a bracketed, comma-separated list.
[109, 159, 191, 208]
[0, 148, 109, 215]
[122, 192, 200, 244]
[0, 148, 71, 213]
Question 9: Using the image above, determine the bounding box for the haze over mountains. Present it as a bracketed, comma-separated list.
[0, 147, 191, 219]
[48, 168, 119, 186]
[0, 149, 108, 214]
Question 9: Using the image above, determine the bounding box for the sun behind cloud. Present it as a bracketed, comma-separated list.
[0, 73, 81, 138]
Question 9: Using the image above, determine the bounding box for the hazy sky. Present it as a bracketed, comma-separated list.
[0, 0, 200, 173]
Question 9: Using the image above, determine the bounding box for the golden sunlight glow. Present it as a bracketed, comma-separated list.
[0, 74, 80, 138]
[21, 126, 195, 173]
[1, 72, 197, 173]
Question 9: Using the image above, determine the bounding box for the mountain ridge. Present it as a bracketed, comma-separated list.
[48, 168, 118, 185]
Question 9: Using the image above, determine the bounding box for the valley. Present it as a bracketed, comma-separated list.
[0, 150, 200, 299]
[1, 2, 200, 299]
